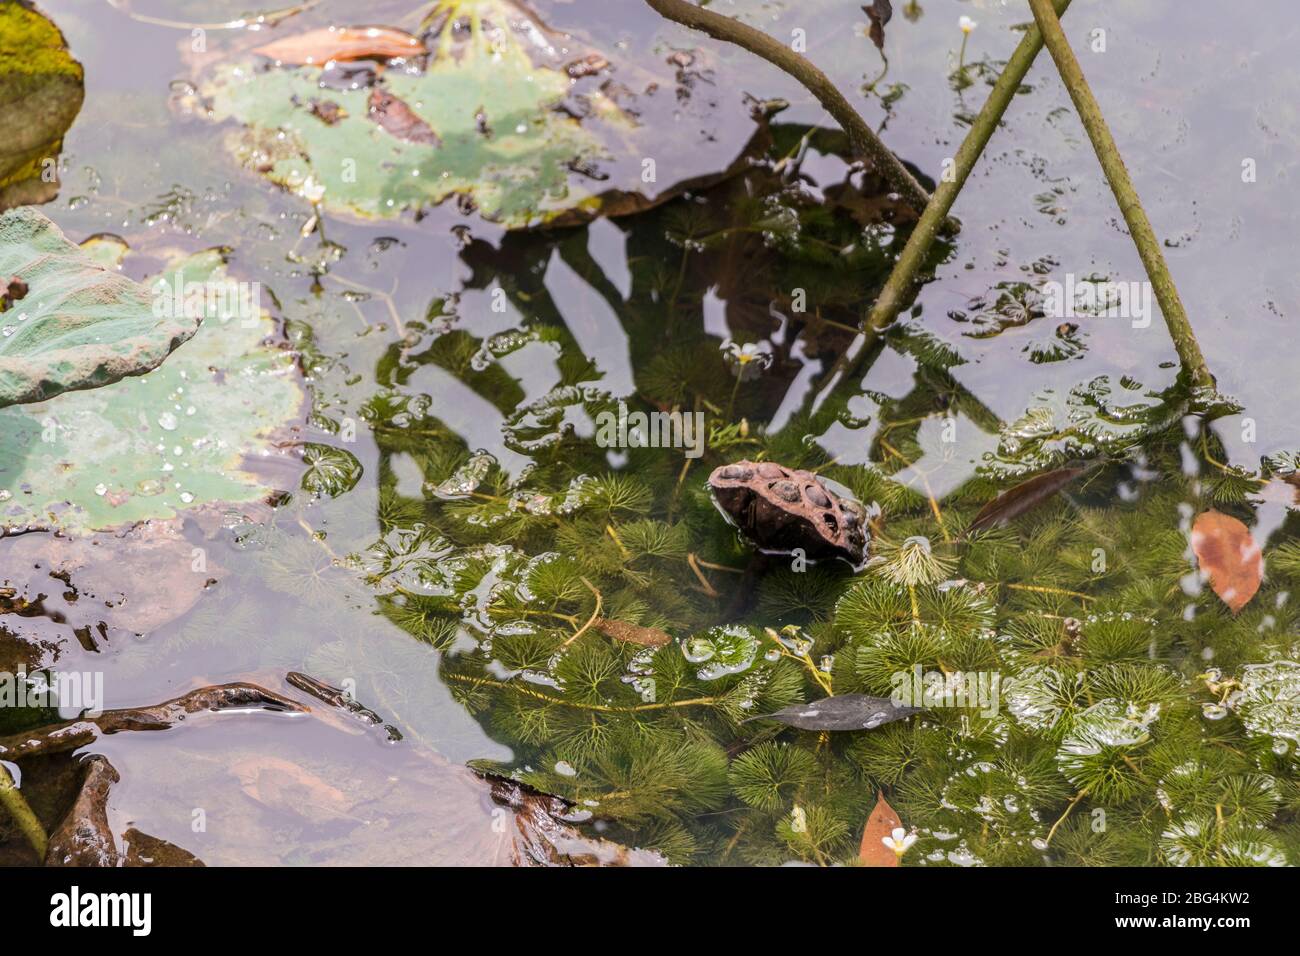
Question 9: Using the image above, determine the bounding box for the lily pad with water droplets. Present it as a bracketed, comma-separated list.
[199, 0, 625, 227]
[0, 207, 199, 407]
[199, 0, 762, 229]
[0, 247, 304, 535]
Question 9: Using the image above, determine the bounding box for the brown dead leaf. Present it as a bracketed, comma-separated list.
[254, 26, 424, 66]
[592, 617, 672, 647]
[1191, 510, 1262, 614]
[969, 465, 1086, 533]
[0, 519, 222, 635]
[862, 1, 893, 51]
[231, 755, 354, 821]
[858, 792, 903, 866]
[368, 88, 441, 146]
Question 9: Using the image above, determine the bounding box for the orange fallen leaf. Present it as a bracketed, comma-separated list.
[1190, 510, 1262, 614]
[858, 792, 903, 867]
[254, 26, 424, 66]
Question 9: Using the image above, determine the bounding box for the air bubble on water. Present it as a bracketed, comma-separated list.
[554, 761, 577, 777]
[158, 412, 178, 431]
[1201, 702, 1228, 720]
[180, 491, 195, 503]
[94, 483, 107, 496]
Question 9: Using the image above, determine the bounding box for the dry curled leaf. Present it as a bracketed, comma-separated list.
[253, 26, 424, 66]
[862, 0, 893, 51]
[859, 792, 903, 866]
[969, 465, 1086, 532]
[1191, 510, 1262, 614]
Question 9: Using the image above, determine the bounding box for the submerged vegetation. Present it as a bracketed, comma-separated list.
[3, 0, 1300, 870]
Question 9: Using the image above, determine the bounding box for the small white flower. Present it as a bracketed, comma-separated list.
[959, 16, 977, 34]
[882, 826, 919, 855]
[721, 339, 773, 380]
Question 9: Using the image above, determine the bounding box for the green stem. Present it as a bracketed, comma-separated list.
[820, 0, 1073, 397]
[1027, 0, 1214, 391]
[0, 762, 48, 860]
[643, 0, 932, 212]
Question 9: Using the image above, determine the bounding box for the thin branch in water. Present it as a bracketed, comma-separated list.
[816, 0, 1074, 405]
[0, 762, 48, 859]
[643, 0, 931, 212]
[1027, 0, 1215, 392]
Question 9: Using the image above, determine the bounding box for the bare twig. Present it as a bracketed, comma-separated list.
[819, 0, 1074, 399]
[1028, 0, 1214, 391]
[644, 0, 931, 211]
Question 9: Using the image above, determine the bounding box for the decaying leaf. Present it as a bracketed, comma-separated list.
[592, 617, 672, 647]
[1191, 510, 1262, 614]
[481, 774, 668, 867]
[0, 246, 304, 535]
[0, 4, 84, 210]
[747, 694, 919, 731]
[969, 465, 1087, 532]
[231, 755, 354, 821]
[862, 0, 893, 52]
[368, 88, 442, 146]
[0, 207, 200, 408]
[200, 0, 767, 228]
[858, 792, 902, 866]
[253, 25, 424, 65]
[121, 828, 204, 867]
[0, 519, 222, 635]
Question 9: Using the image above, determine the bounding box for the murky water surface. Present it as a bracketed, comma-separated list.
[3, 0, 1300, 866]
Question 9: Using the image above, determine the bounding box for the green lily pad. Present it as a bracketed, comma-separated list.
[0, 247, 305, 535]
[0, 207, 200, 407]
[204, 0, 775, 230]
[201, 0, 624, 227]
[0, 3, 84, 210]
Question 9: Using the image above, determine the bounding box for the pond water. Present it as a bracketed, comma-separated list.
[2, 0, 1300, 866]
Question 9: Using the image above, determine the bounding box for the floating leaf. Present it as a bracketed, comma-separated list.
[1, 518, 223, 634]
[0, 4, 84, 210]
[858, 792, 902, 866]
[969, 465, 1086, 532]
[748, 694, 920, 731]
[199, 0, 763, 228]
[1190, 510, 1262, 614]
[683, 624, 760, 680]
[0, 247, 304, 535]
[0, 207, 199, 407]
[301, 442, 363, 499]
[253, 25, 424, 66]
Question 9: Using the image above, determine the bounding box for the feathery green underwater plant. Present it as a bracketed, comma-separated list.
[313, 359, 1300, 866]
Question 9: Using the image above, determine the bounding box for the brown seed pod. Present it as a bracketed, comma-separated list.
[707, 460, 867, 568]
